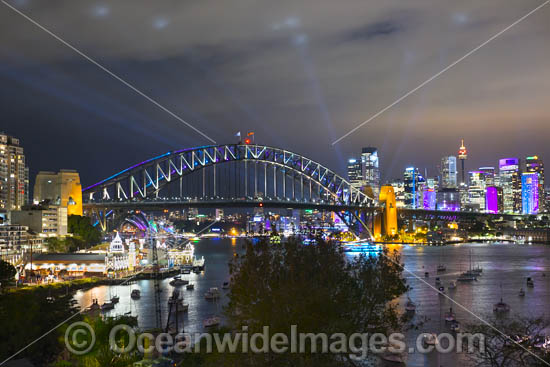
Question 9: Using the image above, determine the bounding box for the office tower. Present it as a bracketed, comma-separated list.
[0, 133, 29, 211]
[499, 158, 522, 213]
[467, 171, 486, 211]
[479, 167, 496, 187]
[404, 167, 423, 209]
[389, 179, 406, 208]
[361, 147, 380, 198]
[458, 139, 468, 185]
[347, 158, 363, 189]
[34, 170, 83, 216]
[485, 186, 503, 214]
[522, 173, 539, 214]
[525, 156, 544, 210]
[440, 156, 458, 188]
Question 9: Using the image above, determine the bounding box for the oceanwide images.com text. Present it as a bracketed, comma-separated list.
[65, 322, 485, 360]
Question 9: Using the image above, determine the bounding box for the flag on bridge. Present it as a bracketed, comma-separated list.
[235, 131, 241, 137]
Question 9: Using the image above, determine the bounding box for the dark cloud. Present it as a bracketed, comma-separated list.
[341, 20, 403, 42]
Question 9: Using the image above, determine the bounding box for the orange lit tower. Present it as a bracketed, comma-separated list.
[458, 139, 468, 185]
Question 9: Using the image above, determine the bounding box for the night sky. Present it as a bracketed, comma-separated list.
[1, 0, 549, 188]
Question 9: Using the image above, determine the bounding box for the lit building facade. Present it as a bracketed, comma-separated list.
[479, 167, 496, 187]
[485, 186, 503, 214]
[499, 158, 522, 213]
[361, 147, 380, 198]
[10, 205, 68, 237]
[347, 158, 363, 189]
[436, 188, 461, 211]
[467, 171, 486, 211]
[389, 179, 406, 208]
[404, 167, 423, 209]
[525, 156, 544, 211]
[0, 133, 29, 211]
[440, 156, 458, 188]
[34, 170, 83, 216]
[522, 172, 539, 215]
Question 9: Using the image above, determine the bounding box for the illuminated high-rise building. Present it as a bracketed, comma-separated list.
[467, 171, 486, 211]
[458, 139, 468, 185]
[525, 156, 544, 210]
[522, 172, 539, 215]
[0, 133, 29, 211]
[479, 167, 496, 187]
[347, 158, 362, 189]
[389, 179, 406, 208]
[485, 186, 503, 214]
[499, 158, 521, 213]
[440, 156, 458, 188]
[361, 147, 380, 198]
[404, 167, 424, 209]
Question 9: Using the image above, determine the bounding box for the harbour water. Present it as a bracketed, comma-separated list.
[75, 239, 550, 366]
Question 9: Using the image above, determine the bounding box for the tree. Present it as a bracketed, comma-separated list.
[68, 215, 102, 246]
[0, 288, 78, 365]
[465, 315, 550, 367]
[224, 237, 407, 366]
[0, 259, 16, 285]
[59, 315, 140, 367]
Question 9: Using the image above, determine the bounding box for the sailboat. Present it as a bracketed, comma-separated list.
[457, 249, 477, 282]
[493, 283, 510, 313]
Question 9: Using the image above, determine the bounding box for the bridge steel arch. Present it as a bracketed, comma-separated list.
[83, 144, 375, 208]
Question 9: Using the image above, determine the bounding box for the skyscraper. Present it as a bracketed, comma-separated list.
[346, 158, 362, 189]
[0, 133, 29, 211]
[522, 172, 539, 215]
[440, 156, 458, 188]
[404, 167, 422, 209]
[361, 147, 380, 198]
[467, 171, 486, 211]
[499, 158, 522, 213]
[479, 167, 496, 187]
[525, 156, 544, 211]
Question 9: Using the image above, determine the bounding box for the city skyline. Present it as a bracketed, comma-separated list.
[1, 0, 549, 185]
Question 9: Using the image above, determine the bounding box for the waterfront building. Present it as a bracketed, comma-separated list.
[0, 133, 29, 211]
[467, 171, 486, 211]
[486, 186, 503, 214]
[347, 158, 363, 189]
[440, 156, 458, 188]
[522, 172, 539, 215]
[436, 188, 461, 211]
[499, 158, 522, 213]
[10, 205, 68, 237]
[361, 147, 380, 198]
[458, 139, 468, 185]
[33, 170, 83, 216]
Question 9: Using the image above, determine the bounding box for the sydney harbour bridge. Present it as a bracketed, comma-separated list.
[82, 143, 521, 235]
